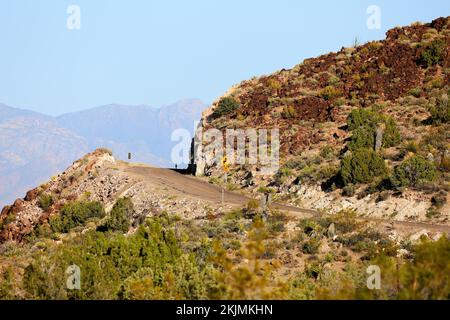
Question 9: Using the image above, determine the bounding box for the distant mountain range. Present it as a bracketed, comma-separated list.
[0, 99, 206, 207]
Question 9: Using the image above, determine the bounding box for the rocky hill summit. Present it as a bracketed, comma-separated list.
[195, 17, 450, 223]
[0, 149, 221, 243]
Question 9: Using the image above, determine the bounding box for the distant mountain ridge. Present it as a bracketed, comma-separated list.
[0, 99, 206, 207]
[0, 103, 50, 120]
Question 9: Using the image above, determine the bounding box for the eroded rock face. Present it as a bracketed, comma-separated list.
[0, 200, 41, 242]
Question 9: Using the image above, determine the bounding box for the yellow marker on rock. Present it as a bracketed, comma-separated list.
[222, 156, 229, 173]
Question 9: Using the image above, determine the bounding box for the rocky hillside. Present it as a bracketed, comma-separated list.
[1, 152, 448, 300]
[0, 18, 449, 301]
[0, 149, 220, 243]
[196, 17, 450, 223]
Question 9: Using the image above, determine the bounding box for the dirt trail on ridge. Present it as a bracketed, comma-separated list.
[122, 163, 450, 235]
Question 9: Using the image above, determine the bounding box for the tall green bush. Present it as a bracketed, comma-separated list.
[347, 108, 382, 131]
[347, 108, 400, 151]
[391, 155, 437, 187]
[420, 39, 445, 67]
[340, 149, 387, 185]
[382, 117, 401, 148]
[104, 198, 134, 233]
[348, 125, 376, 151]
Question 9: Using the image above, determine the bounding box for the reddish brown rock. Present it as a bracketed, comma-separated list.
[24, 188, 39, 202]
[0, 205, 11, 221]
[11, 199, 24, 214]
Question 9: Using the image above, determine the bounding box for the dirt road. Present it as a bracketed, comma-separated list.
[123, 163, 450, 235]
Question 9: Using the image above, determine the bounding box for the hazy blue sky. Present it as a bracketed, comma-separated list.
[0, 0, 449, 115]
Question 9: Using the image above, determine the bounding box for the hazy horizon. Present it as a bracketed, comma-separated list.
[0, 97, 208, 117]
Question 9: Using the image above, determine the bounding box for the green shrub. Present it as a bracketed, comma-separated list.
[347, 108, 400, 150]
[283, 157, 305, 170]
[382, 118, 401, 148]
[426, 208, 441, 219]
[297, 218, 323, 236]
[0, 268, 15, 299]
[23, 215, 214, 300]
[281, 105, 296, 118]
[267, 211, 287, 235]
[319, 145, 335, 160]
[304, 262, 324, 280]
[347, 108, 382, 131]
[301, 238, 320, 254]
[404, 141, 419, 153]
[348, 125, 375, 151]
[340, 149, 387, 185]
[26, 224, 53, 242]
[38, 194, 53, 211]
[257, 186, 276, 194]
[429, 94, 449, 124]
[316, 164, 340, 181]
[0, 212, 16, 229]
[274, 167, 293, 185]
[328, 75, 340, 86]
[439, 155, 450, 173]
[298, 236, 450, 299]
[409, 87, 422, 97]
[391, 155, 437, 187]
[246, 199, 260, 213]
[269, 221, 285, 234]
[332, 209, 360, 234]
[320, 86, 342, 101]
[212, 97, 240, 119]
[267, 78, 282, 92]
[396, 236, 450, 299]
[49, 201, 105, 233]
[420, 39, 445, 67]
[104, 198, 134, 233]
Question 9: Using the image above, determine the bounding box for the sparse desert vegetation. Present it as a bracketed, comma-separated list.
[1, 203, 448, 300]
[1, 16, 450, 302]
